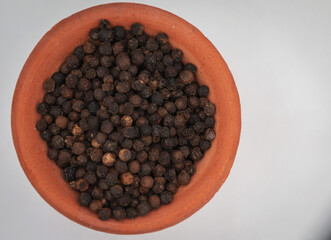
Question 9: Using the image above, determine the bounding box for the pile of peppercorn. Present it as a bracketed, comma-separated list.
[36, 19, 216, 221]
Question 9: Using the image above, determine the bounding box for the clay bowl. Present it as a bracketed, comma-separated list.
[11, 3, 241, 234]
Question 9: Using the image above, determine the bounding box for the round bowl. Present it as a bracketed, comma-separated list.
[11, 3, 241, 234]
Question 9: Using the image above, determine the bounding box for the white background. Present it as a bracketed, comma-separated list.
[1, 0, 331, 239]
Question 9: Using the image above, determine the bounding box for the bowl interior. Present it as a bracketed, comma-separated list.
[11, 3, 240, 234]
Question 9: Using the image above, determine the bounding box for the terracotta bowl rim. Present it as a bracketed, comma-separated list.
[11, 2, 241, 234]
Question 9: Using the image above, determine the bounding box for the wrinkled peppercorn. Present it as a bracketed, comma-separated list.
[98, 208, 111, 220]
[89, 199, 103, 213]
[160, 191, 173, 205]
[141, 176, 154, 188]
[128, 160, 140, 174]
[121, 172, 134, 185]
[136, 201, 150, 216]
[78, 192, 92, 206]
[178, 170, 191, 185]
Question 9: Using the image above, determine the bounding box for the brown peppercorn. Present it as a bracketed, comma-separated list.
[51, 135, 64, 149]
[140, 162, 152, 176]
[118, 149, 132, 162]
[89, 199, 103, 213]
[121, 138, 133, 149]
[184, 161, 195, 176]
[94, 132, 107, 145]
[171, 150, 184, 164]
[128, 160, 140, 174]
[43, 114, 53, 124]
[102, 152, 116, 167]
[166, 181, 178, 194]
[75, 168, 86, 179]
[203, 102, 216, 116]
[122, 127, 139, 138]
[200, 140, 211, 151]
[98, 208, 111, 220]
[152, 182, 165, 194]
[179, 70, 194, 85]
[119, 71, 132, 81]
[75, 179, 89, 192]
[174, 115, 186, 128]
[191, 147, 203, 161]
[77, 154, 88, 166]
[71, 124, 83, 137]
[148, 195, 160, 209]
[72, 142, 86, 155]
[65, 74, 78, 89]
[89, 148, 103, 162]
[76, 78, 91, 92]
[47, 148, 58, 160]
[153, 164, 165, 177]
[155, 32, 168, 44]
[116, 53, 131, 70]
[157, 107, 168, 118]
[183, 63, 197, 73]
[60, 85, 74, 99]
[140, 176, 154, 188]
[158, 151, 171, 166]
[100, 120, 113, 134]
[129, 94, 142, 107]
[59, 62, 70, 74]
[37, 103, 49, 115]
[193, 121, 205, 133]
[121, 172, 134, 185]
[189, 134, 201, 147]
[56, 149, 71, 167]
[105, 171, 117, 186]
[175, 96, 188, 110]
[43, 78, 55, 92]
[178, 170, 191, 185]
[120, 115, 133, 127]
[84, 171, 97, 185]
[198, 85, 210, 97]
[36, 119, 47, 132]
[112, 207, 126, 221]
[130, 23, 144, 36]
[92, 187, 104, 200]
[154, 176, 166, 185]
[66, 54, 79, 69]
[133, 140, 144, 151]
[83, 40, 96, 54]
[110, 184, 123, 198]
[136, 151, 148, 163]
[115, 160, 128, 174]
[126, 208, 138, 219]
[204, 128, 216, 141]
[96, 165, 109, 178]
[188, 96, 200, 109]
[116, 81, 130, 93]
[78, 192, 92, 206]
[148, 148, 160, 161]
[160, 190, 173, 205]
[136, 201, 151, 216]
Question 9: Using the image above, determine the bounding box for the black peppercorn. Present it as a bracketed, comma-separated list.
[136, 201, 151, 216]
[160, 191, 173, 205]
[78, 192, 92, 206]
[98, 208, 111, 220]
[110, 184, 123, 198]
[112, 207, 126, 220]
